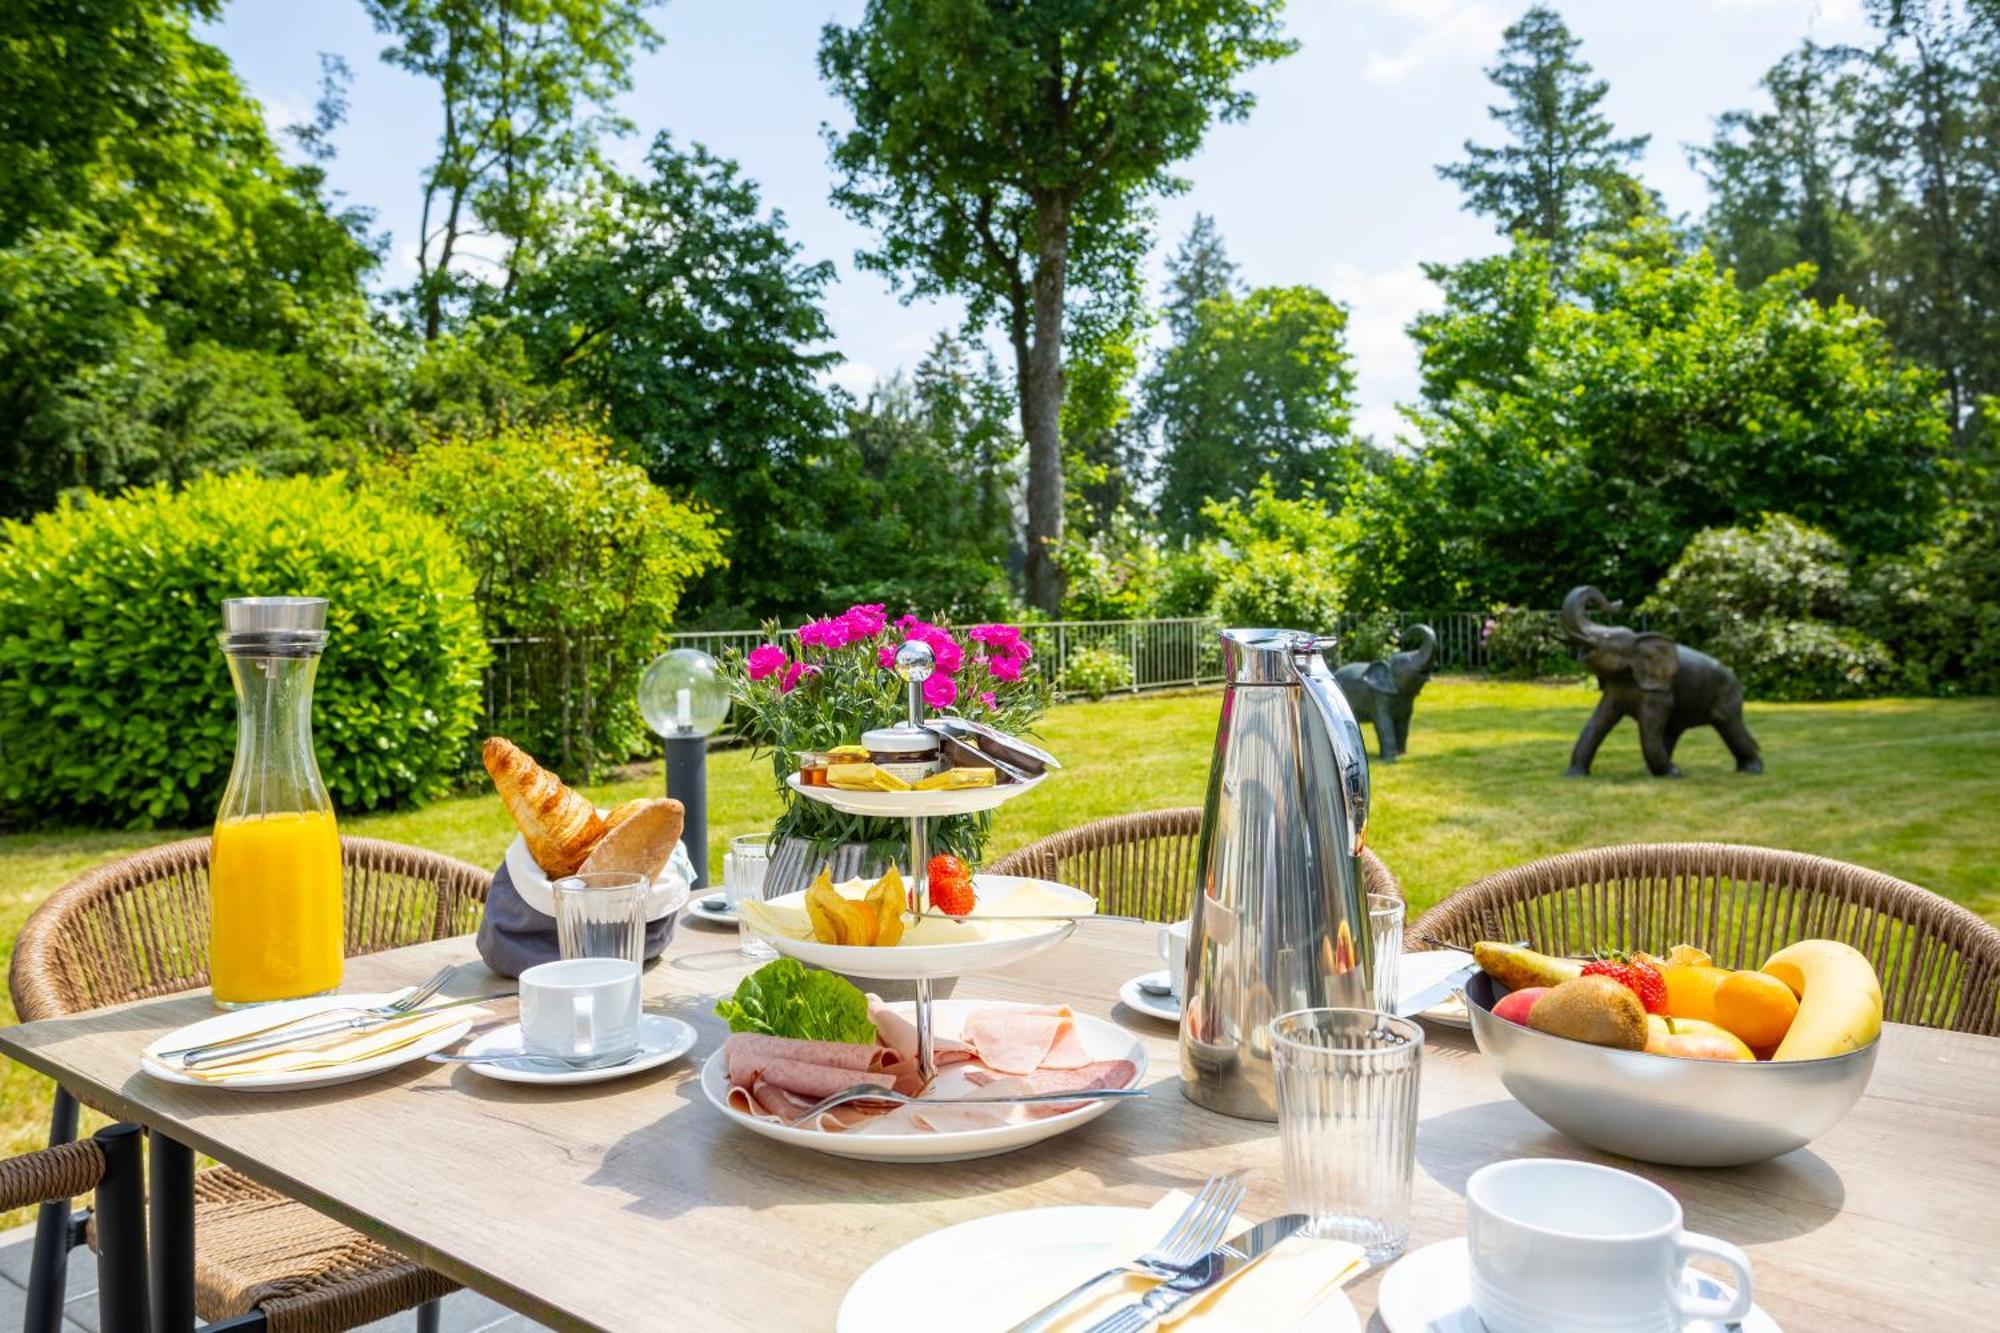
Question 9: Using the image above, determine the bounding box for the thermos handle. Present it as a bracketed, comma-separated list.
[1290, 635, 1370, 854]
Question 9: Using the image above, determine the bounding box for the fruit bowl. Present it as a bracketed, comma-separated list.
[1464, 972, 1878, 1167]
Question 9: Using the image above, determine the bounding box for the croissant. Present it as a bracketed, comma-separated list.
[482, 737, 605, 877]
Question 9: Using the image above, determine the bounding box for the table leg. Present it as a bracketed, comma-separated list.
[94, 1124, 152, 1333]
[148, 1130, 195, 1333]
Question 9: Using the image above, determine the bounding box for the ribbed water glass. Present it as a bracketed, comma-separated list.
[1369, 893, 1405, 1013]
[1269, 1008, 1424, 1263]
[550, 871, 647, 964]
[726, 833, 775, 958]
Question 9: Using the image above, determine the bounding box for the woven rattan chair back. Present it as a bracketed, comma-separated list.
[11, 836, 492, 1023]
[1409, 842, 2000, 1036]
[986, 807, 1401, 924]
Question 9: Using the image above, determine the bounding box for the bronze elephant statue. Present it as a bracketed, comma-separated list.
[1561, 587, 1762, 778]
[1334, 624, 1437, 762]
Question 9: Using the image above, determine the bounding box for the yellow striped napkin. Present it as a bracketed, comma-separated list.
[177, 1007, 486, 1082]
[993, 1191, 1367, 1332]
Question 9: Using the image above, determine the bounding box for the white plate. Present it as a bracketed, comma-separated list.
[456, 1015, 697, 1085]
[745, 875, 1091, 982]
[1377, 1238, 1780, 1333]
[685, 893, 737, 926]
[703, 1000, 1146, 1163]
[1118, 971, 1182, 1024]
[1418, 994, 1471, 1029]
[141, 993, 473, 1092]
[838, 1206, 1362, 1333]
[1393, 950, 1476, 1023]
[786, 771, 1045, 817]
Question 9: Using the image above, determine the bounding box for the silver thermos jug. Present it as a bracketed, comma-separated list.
[1179, 627, 1375, 1120]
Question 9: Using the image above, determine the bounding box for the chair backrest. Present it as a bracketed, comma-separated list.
[1409, 842, 2000, 1036]
[10, 836, 492, 1022]
[987, 807, 1401, 924]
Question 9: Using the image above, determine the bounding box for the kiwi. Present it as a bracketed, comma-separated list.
[1526, 976, 1649, 1051]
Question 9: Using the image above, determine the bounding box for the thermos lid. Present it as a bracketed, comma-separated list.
[221, 597, 329, 657]
[1220, 627, 1334, 684]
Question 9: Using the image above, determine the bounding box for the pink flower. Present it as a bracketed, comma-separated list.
[923, 674, 958, 710]
[797, 616, 851, 651]
[978, 690, 998, 712]
[969, 624, 1024, 655]
[987, 654, 1023, 683]
[746, 644, 787, 682]
[877, 643, 897, 670]
[779, 661, 819, 693]
[912, 624, 963, 674]
[840, 603, 887, 639]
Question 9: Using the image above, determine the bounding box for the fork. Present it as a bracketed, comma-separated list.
[159, 965, 458, 1064]
[1006, 1173, 1245, 1333]
[782, 1081, 1148, 1126]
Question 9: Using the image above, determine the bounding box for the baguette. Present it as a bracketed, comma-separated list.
[578, 798, 685, 882]
[482, 737, 605, 877]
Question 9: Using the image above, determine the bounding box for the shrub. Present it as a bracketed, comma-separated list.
[1203, 479, 1346, 632]
[373, 422, 727, 777]
[0, 474, 487, 828]
[1154, 545, 1225, 618]
[1482, 606, 1577, 679]
[1060, 644, 1133, 700]
[1055, 516, 1165, 621]
[1334, 611, 1403, 666]
[1858, 505, 2000, 695]
[1641, 514, 1892, 700]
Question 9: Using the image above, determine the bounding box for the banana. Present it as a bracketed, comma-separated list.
[1761, 939, 1883, 1061]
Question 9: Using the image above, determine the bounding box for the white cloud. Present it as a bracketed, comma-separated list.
[1360, 0, 1508, 85]
[1708, 0, 1865, 28]
[820, 359, 881, 400]
[1324, 260, 1444, 447]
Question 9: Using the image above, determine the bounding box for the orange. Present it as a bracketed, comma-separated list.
[1714, 970, 1801, 1049]
[1660, 965, 1730, 1022]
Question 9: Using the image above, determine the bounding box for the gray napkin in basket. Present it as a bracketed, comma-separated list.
[475, 858, 678, 978]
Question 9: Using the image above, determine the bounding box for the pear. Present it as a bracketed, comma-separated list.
[1527, 976, 1649, 1050]
[1473, 941, 1583, 993]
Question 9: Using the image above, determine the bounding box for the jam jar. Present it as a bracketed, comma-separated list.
[859, 724, 940, 785]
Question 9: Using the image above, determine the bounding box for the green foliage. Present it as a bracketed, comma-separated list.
[0, 474, 486, 827]
[1154, 546, 1228, 619]
[1481, 607, 1577, 680]
[1857, 496, 2000, 696]
[1148, 283, 1359, 539]
[1061, 645, 1133, 701]
[1334, 611, 1404, 667]
[1437, 4, 1652, 264]
[714, 958, 877, 1044]
[1203, 480, 1348, 632]
[819, 0, 1296, 609]
[373, 422, 725, 776]
[1406, 236, 1951, 607]
[1641, 514, 1893, 701]
[1056, 515, 1165, 621]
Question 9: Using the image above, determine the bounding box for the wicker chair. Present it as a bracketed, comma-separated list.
[10, 835, 492, 1332]
[1409, 842, 2000, 1036]
[987, 808, 1402, 923]
[2, 1126, 150, 1333]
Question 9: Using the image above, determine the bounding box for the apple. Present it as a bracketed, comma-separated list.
[1492, 986, 1549, 1026]
[1644, 1015, 1754, 1061]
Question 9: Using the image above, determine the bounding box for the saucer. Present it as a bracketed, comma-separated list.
[1377, 1238, 1781, 1333]
[455, 1015, 697, 1086]
[1117, 971, 1181, 1023]
[686, 893, 738, 926]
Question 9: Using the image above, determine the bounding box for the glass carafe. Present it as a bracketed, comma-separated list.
[210, 597, 344, 1007]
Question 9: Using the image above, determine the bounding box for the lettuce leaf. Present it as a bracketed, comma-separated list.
[714, 958, 877, 1045]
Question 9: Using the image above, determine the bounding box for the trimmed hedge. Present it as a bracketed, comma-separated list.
[0, 474, 488, 828]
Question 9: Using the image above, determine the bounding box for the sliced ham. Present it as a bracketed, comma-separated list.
[723, 1033, 876, 1084]
[961, 1006, 1080, 1075]
[868, 999, 976, 1066]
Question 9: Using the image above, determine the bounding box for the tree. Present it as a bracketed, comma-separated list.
[819, 0, 1295, 612]
[1162, 212, 1239, 338]
[1438, 4, 1651, 265]
[1147, 285, 1357, 539]
[361, 0, 661, 338]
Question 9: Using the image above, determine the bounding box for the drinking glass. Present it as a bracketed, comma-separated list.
[550, 871, 648, 964]
[1269, 1007, 1424, 1263]
[1369, 893, 1405, 1014]
[726, 833, 775, 958]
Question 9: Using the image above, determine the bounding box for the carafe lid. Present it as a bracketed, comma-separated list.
[1220, 627, 1335, 684]
[221, 597, 329, 657]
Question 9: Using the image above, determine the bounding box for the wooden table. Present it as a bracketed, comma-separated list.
[4, 920, 1998, 1331]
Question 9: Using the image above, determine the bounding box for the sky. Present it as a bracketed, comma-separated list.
[206, 0, 1874, 446]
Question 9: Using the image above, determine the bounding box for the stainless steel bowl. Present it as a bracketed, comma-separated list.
[1463, 973, 1877, 1167]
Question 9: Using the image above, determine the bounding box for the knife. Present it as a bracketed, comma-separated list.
[1394, 955, 1478, 1018]
[1081, 1213, 1308, 1332]
[175, 991, 511, 1068]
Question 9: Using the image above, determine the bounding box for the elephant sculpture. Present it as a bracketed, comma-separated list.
[1560, 587, 1762, 778]
[1334, 624, 1438, 763]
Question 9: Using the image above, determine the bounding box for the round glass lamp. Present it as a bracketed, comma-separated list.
[639, 649, 730, 888]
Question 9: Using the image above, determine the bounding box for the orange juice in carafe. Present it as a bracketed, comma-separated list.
[211, 597, 344, 1006]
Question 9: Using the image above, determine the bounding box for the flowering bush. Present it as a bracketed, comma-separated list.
[729, 605, 1052, 862]
[1483, 605, 1578, 679]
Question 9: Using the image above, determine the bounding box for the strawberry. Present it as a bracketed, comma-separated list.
[926, 855, 977, 917]
[1581, 952, 1668, 1014]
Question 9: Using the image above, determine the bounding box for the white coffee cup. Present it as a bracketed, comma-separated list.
[1467, 1159, 1754, 1333]
[519, 957, 642, 1060]
[1157, 919, 1192, 998]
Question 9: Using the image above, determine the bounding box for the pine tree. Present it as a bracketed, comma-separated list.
[1438, 5, 1651, 264]
[1162, 213, 1239, 338]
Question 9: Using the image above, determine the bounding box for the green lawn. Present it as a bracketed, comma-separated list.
[4, 677, 1997, 1221]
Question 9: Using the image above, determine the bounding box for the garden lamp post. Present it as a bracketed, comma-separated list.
[638, 648, 730, 890]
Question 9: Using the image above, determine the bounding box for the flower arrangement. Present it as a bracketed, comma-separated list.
[728, 605, 1052, 862]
